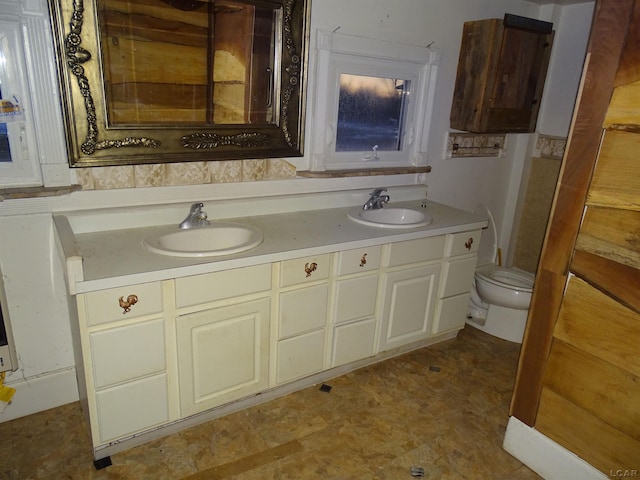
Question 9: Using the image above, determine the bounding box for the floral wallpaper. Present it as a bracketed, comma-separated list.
[74, 159, 296, 190]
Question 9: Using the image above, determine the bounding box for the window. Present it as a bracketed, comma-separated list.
[336, 74, 409, 153]
[310, 31, 439, 171]
[0, 19, 42, 187]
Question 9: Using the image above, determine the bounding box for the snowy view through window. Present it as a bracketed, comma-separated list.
[336, 74, 410, 153]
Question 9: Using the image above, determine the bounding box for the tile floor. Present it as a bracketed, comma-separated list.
[0, 327, 541, 479]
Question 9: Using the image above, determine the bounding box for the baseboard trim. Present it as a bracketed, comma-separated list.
[503, 416, 607, 480]
[0, 367, 79, 422]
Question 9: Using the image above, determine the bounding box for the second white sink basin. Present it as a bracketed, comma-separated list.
[347, 207, 433, 229]
[144, 223, 263, 257]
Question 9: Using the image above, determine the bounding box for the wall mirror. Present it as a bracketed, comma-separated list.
[48, 0, 310, 167]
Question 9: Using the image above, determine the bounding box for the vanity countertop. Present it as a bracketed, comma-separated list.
[55, 199, 487, 294]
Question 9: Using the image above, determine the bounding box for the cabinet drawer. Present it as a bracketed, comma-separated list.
[441, 256, 477, 298]
[280, 254, 331, 287]
[279, 284, 328, 338]
[276, 330, 325, 384]
[176, 264, 271, 308]
[334, 275, 378, 324]
[332, 318, 377, 367]
[445, 230, 481, 257]
[433, 294, 471, 334]
[83, 282, 163, 327]
[386, 236, 445, 267]
[336, 246, 381, 276]
[95, 373, 169, 443]
[90, 318, 166, 389]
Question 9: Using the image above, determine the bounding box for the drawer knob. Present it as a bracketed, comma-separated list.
[360, 253, 368, 267]
[304, 262, 318, 277]
[119, 294, 138, 314]
[465, 237, 474, 250]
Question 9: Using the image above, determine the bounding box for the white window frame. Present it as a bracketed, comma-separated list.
[310, 30, 439, 171]
[0, 17, 42, 187]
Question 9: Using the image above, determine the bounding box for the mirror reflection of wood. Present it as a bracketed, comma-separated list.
[100, 0, 277, 125]
[49, 0, 309, 167]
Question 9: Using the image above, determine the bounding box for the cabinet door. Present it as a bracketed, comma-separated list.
[379, 264, 441, 351]
[450, 16, 553, 133]
[177, 298, 270, 417]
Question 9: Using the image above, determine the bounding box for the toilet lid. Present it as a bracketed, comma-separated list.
[473, 204, 497, 266]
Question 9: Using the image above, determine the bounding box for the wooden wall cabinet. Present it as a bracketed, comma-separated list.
[450, 14, 554, 133]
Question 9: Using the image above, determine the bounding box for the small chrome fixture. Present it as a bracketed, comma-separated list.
[179, 202, 211, 229]
[362, 188, 390, 210]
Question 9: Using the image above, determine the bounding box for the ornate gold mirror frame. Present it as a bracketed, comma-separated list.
[48, 0, 310, 167]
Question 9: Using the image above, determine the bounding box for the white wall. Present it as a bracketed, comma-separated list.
[537, 2, 595, 136]
[0, 0, 594, 420]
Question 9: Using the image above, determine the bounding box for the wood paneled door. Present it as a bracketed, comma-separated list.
[510, 0, 640, 474]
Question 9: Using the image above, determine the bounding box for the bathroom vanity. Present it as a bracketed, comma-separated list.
[53, 189, 485, 461]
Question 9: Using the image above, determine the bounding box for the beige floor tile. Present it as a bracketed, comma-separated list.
[1, 327, 541, 480]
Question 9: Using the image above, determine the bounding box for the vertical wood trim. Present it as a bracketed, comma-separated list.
[509, 0, 635, 425]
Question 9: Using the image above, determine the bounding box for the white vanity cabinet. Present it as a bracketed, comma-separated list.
[275, 254, 330, 384]
[175, 265, 272, 417]
[76, 281, 171, 446]
[58, 198, 487, 461]
[432, 230, 481, 334]
[378, 236, 445, 352]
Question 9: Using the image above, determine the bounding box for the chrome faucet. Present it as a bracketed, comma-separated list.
[362, 188, 390, 210]
[179, 202, 211, 229]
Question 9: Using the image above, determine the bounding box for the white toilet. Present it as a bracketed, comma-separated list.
[467, 205, 535, 343]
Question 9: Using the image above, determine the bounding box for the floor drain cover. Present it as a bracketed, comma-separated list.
[410, 466, 425, 477]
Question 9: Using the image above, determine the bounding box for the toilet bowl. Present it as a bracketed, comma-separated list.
[466, 205, 535, 343]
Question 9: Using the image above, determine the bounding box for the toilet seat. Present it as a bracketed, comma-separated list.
[475, 264, 534, 293]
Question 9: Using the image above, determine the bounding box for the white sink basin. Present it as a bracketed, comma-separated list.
[347, 207, 433, 229]
[143, 223, 263, 257]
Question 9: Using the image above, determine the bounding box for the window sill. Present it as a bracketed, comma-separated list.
[0, 185, 82, 201]
[297, 166, 431, 178]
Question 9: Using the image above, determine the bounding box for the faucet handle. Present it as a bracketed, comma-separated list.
[369, 187, 388, 197]
[189, 202, 204, 213]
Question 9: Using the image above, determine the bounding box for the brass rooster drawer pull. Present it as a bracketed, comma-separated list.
[465, 238, 474, 250]
[360, 253, 368, 267]
[304, 262, 318, 277]
[119, 294, 138, 314]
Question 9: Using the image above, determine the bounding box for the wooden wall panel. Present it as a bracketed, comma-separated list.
[576, 206, 640, 270]
[543, 339, 640, 441]
[604, 80, 640, 125]
[511, 0, 640, 474]
[554, 277, 640, 378]
[536, 387, 640, 474]
[572, 250, 640, 312]
[587, 130, 640, 209]
[509, 0, 635, 425]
